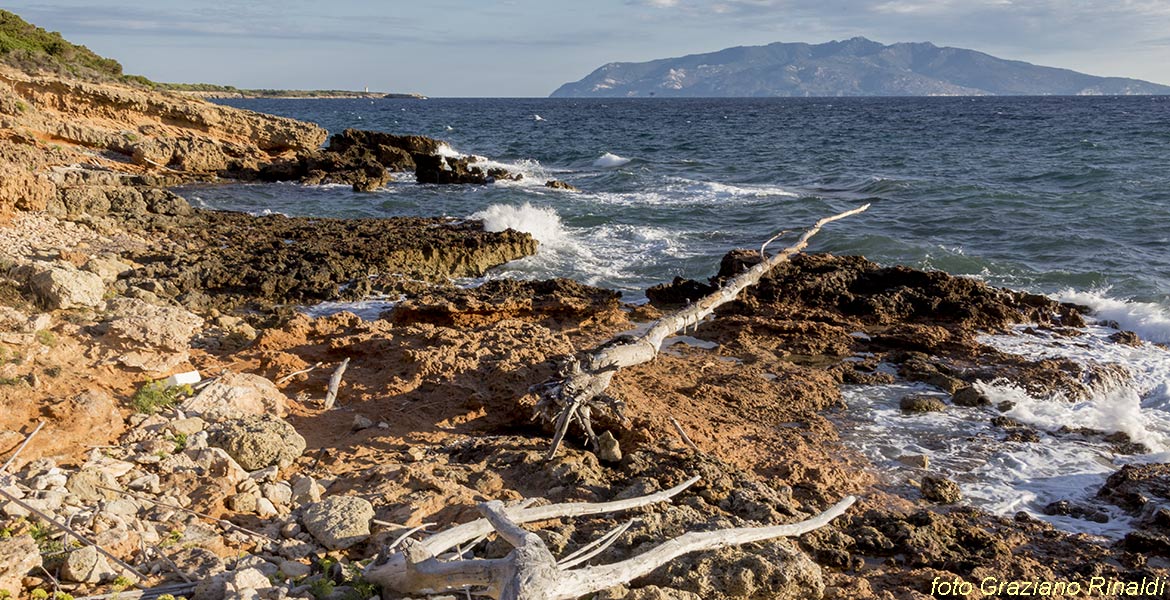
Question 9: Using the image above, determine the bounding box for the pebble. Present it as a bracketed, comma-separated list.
[256, 498, 278, 518]
[291, 476, 324, 504]
[263, 481, 293, 506]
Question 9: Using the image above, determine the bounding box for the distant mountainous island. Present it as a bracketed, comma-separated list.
[551, 37, 1170, 98]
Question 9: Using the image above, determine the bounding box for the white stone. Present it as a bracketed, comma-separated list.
[29, 264, 105, 309]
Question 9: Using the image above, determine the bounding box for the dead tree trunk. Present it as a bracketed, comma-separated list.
[532, 204, 871, 458]
[364, 476, 855, 599]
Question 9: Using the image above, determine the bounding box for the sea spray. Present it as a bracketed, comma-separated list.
[1056, 289, 1170, 344]
[593, 152, 631, 168]
[472, 202, 569, 246]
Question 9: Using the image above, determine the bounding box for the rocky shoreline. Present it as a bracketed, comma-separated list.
[2, 62, 1169, 600]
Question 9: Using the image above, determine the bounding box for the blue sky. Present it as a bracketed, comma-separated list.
[6, 0, 1170, 96]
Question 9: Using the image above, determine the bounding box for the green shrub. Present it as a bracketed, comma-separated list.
[0, 10, 125, 78]
[130, 380, 193, 414]
[34, 329, 56, 347]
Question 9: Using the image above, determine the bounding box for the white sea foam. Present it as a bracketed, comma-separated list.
[472, 202, 569, 246]
[533, 114, 545, 121]
[435, 143, 462, 158]
[593, 152, 631, 168]
[468, 203, 690, 291]
[579, 177, 798, 208]
[692, 180, 798, 198]
[301, 297, 402, 321]
[1055, 289, 1170, 344]
[837, 315, 1170, 538]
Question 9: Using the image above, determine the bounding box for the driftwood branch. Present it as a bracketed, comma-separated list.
[534, 204, 870, 458]
[364, 475, 855, 599]
[1, 420, 46, 473]
[323, 357, 350, 409]
[668, 417, 701, 453]
[275, 361, 323, 384]
[0, 486, 148, 584]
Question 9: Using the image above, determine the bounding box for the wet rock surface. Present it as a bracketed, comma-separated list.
[126, 210, 537, 312]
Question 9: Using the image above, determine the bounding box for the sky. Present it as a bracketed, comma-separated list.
[6, 0, 1170, 96]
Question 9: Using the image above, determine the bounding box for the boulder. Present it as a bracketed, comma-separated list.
[28, 264, 105, 309]
[102, 297, 204, 371]
[193, 567, 273, 600]
[61, 545, 114, 583]
[951, 386, 990, 407]
[207, 416, 306, 470]
[921, 475, 963, 504]
[544, 179, 578, 191]
[899, 394, 946, 413]
[0, 534, 41, 594]
[301, 496, 375, 550]
[66, 468, 121, 502]
[598, 430, 622, 463]
[84, 255, 135, 283]
[181, 372, 288, 420]
[1097, 463, 1170, 515]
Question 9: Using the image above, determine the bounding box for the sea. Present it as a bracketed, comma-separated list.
[186, 96, 1170, 537]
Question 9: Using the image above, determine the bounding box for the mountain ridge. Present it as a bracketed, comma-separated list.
[551, 37, 1170, 98]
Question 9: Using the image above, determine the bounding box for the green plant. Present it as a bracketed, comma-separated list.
[13, 100, 26, 113]
[34, 329, 56, 347]
[169, 432, 188, 452]
[30, 590, 48, 600]
[0, 376, 21, 386]
[53, 593, 74, 600]
[130, 381, 193, 414]
[308, 578, 334, 600]
[111, 575, 133, 591]
[0, 588, 11, 599]
[28, 521, 62, 555]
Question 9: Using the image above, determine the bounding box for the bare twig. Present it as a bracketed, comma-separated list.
[556, 519, 634, 569]
[276, 362, 323, 384]
[759, 229, 791, 259]
[323, 357, 350, 409]
[669, 417, 702, 453]
[95, 485, 277, 543]
[1, 420, 46, 473]
[0, 487, 148, 584]
[73, 583, 197, 600]
[150, 545, 194, 583]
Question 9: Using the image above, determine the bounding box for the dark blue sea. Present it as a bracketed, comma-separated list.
[187, 96, 1170, 535]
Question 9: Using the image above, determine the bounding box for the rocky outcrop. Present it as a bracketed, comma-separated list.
[128, 211, 537, 311]
[389, 278, 622, 327]
[100, 297, 203, 371]
[0, 63, 326, 221]
[252, 128, 524, 190]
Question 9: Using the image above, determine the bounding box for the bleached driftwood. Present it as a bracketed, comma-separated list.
[0, 486, 149, 584]
[0, 420, 45, 473]
[533, 204, 871, 458]
[323, 357, 350, 409]
[364, 475, 855, 599]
